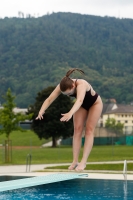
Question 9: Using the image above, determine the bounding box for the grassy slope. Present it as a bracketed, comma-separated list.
[0, 130, 49, 146]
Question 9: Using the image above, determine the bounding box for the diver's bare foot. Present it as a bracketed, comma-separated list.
[75, 162, 86, 172]
[68, 162, 78, 170]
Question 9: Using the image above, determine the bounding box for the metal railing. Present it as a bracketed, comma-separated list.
[123, 160, 127, 181]
[123, 160, 127, 200]
[26, 154, 32, 172]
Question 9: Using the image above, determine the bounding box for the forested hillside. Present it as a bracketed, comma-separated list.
[0, 12, 133, 107]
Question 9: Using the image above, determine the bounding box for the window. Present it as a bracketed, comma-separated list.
[125, 121, 128, 123]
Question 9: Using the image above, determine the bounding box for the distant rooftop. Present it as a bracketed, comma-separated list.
[104, 104, 133, 114]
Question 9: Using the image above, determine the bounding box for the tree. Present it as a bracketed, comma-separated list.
[105, 118, 124, 135]
[0, 88, 33, 162]
[28, 86, 74, 147]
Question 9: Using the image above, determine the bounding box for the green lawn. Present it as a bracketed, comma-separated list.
[0, 130, 50, 146]
[0, 145, 133, 165]
[0, 131, 132, 171]
[45, 163, 133, 171]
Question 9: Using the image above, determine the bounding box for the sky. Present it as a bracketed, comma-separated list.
[0, 0, 133, 19]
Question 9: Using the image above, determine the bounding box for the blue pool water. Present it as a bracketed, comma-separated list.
[0, 176, 30, 182]
[0, 178, 133, 200]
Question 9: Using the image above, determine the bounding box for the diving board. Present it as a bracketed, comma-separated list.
[0, 173, 88, 192]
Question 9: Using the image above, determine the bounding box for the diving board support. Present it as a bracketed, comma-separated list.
[0, 173, 88, 192]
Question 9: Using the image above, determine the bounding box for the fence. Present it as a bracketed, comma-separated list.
[93, 127, 133, 145]
[93, 135, 133, 145]
[61, 127, 133, 146]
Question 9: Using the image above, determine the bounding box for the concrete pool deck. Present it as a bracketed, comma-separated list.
[0, 161, 133, 180]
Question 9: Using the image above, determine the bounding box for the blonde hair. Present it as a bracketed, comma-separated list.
[60, 68, 84, 92]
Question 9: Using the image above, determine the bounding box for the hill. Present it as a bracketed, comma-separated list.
[0, 12, 133, 107]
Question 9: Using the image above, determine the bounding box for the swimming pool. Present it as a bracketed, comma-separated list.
[0, 177, 133, 200]
[0, 175, 30, 182]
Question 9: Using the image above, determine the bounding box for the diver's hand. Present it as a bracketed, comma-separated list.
[36, 112, 44, 120]
[60, 112, 72, 122]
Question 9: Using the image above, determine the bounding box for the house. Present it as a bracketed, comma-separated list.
[102, 102, 133, 134]
[13, 107, 28, 114]
[0, 107, 31, 129]
[0, 106, 28, 114]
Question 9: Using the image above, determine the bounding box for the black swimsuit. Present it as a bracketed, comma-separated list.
[70, 80, 98, 111]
